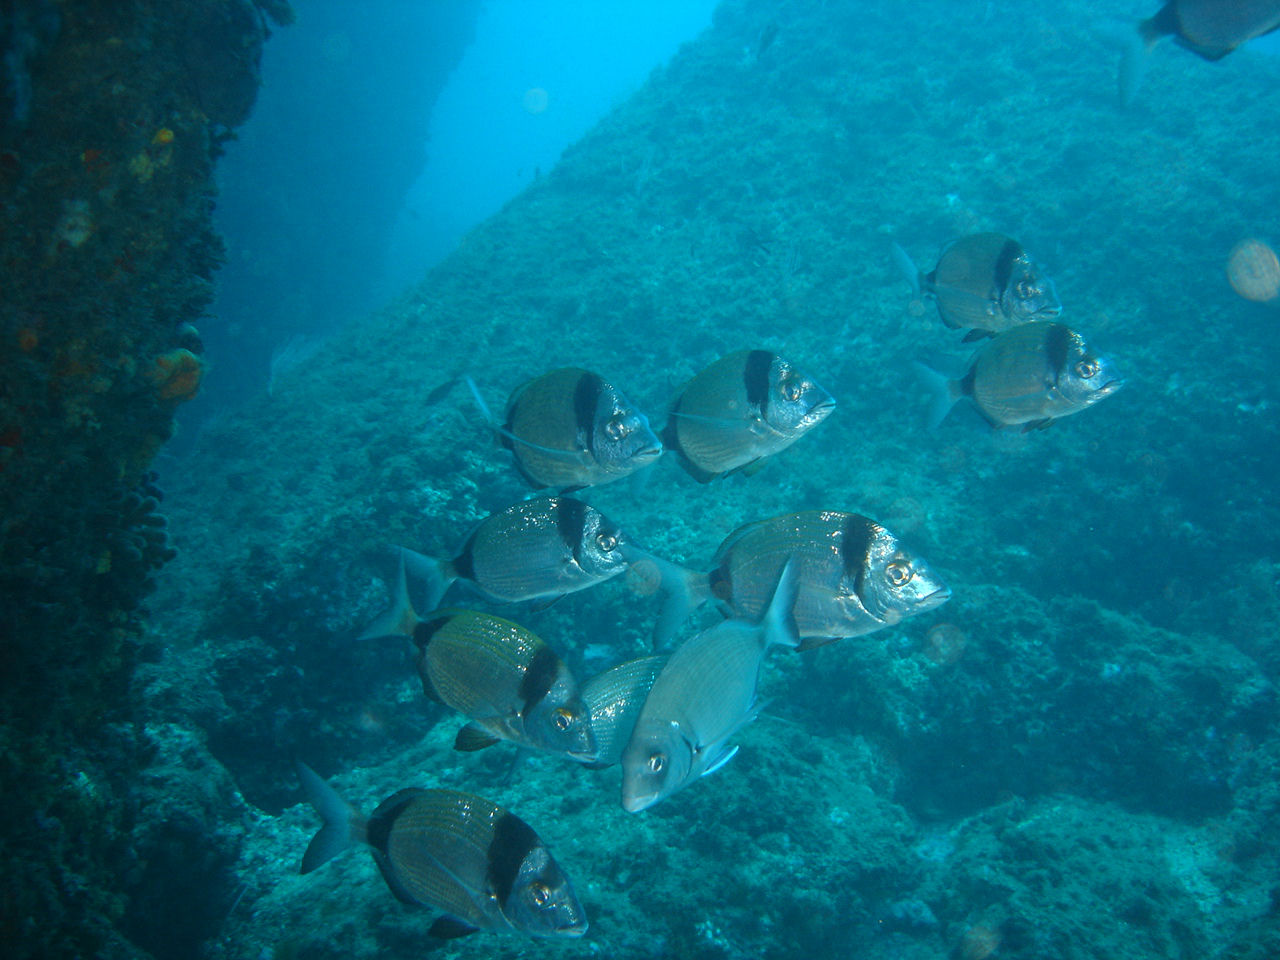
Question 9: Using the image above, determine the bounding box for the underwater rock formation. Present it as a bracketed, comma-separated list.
[0, 2, 286, 957]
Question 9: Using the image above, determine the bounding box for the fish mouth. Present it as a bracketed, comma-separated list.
[621, 792, 659, 814]
[634, 442, 664, 462]
[920, 586, 952, 608]
[558, 920, 589, 938]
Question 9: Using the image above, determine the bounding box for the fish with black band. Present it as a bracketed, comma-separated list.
[893, 233, 1061, 340]
[466, 368, 661, 491]
[914, 321, 1123, 431]
[656, 511, 949, 650]
[359, 557, 595, 760]
[1120, 1, 1280, 102]
[296, 761, 587, 939]
[370, 497, 636, 612]
[663, 350, 835, 482]
[621, 560, 799, 812]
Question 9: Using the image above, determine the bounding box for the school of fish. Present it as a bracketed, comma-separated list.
[292, 0, 1280, 939]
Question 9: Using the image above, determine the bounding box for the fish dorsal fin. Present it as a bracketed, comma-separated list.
[429, 916, 482, 940]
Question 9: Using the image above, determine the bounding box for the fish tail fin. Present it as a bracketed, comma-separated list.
[400, 546, 454, 613]
[358, 548, 420, 640]
[891, 241, 923, 299]
[911, 360, 961, 430]
[759, 557, 800, 649]
[1120, 6, 1173, 105]
[629, 549, 711, 649]
[296, 760, 365, 874]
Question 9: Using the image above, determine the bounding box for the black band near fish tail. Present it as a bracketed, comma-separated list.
[367, 788, 425, 857]
[992, 239, 1022, 301]
[487, 812, 543, 909]
[413, 614, 455, 652]
[708, 561, 733, 605]
[556, 497, 591, 564]
[518, 645, 562, 716]
[744, 350, 774, 416]
[840, 514, 878, 604]
[573, 372, 604, 453]
[453, 538, 477, 583]
[1043, 323, 1072, 384]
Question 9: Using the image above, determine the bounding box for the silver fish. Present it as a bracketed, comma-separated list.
[895, 233, 1061, 340]
[620, 562, 798, 812]
[468, 368, 661, 491]
[701, 511, 949, 650]
[663, 350, 835, 482]
[916, 321, 1123, 430]
[580, 655, 666, 768]
[393, 497, 634, 609]
[296, 762, 587, 940]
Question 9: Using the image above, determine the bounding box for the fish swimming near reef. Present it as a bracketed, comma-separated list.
[362, 561, 596, 760]
[580, 654, 667, 768]
[662, 350, 835, 482]
[1119, 0, 1280, 103]
[657, 511, 950, 651]
[914, 321, 1123, 431]
[893, 233, 1061, 340]
[296, 761, 588, 939]
[620, 561, 798, 812]
[466, 368, 662, 491]
[372, 497, 638, 612]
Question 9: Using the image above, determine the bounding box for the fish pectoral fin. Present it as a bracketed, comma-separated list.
[1021, 417, 1055, 433]
[960, 328, 995, 343]
[700, 742, 740, 777]
[429, 916, 482, 940]
[497, 425, 592, 463]
[454, 722, 503, 752]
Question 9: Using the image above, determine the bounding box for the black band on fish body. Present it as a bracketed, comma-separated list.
[840, 514, 878, 605]
[744, 350, 774, 416]
[518, 645, 562, 716]
[959, 365, 978, 399]
[486, 812, 543, 909]
[367, 788, 426, 857]
[992, 239, 1022, 304]
[1044, 323, 1072, 385]
[556, 498, 590, 565]
[413, 615, 455, 652]
[708, 562, 733, 607]
[573, 372, 603, 455]
[453, 538, 477, 584]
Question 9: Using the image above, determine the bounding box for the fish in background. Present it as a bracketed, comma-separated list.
[295, 761, 588, 940]
[579, 654, 667, 768]
[914, 321, 1123, 431]
[620, 561, 799, 813]
[374, 497, 638, 611]
[466, 368, 662, 492]
[656, 511, 949, 651]
[362, 560, 596, 760]
[1120, 1, 1280, 103]
[893, 233, 1061, 341]
[663, 350, 835, 482]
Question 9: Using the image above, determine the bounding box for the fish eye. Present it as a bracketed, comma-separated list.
[885, 559, 913, 588]
[781, 378, 804, 403]
[552, 707, 576, 731]
[596, 531, 618, 552]
[647, 752, 666, 773]
[605, 416, 631, 441]
[1075, 358, 1100, 380]
[530, 881, 552, 907]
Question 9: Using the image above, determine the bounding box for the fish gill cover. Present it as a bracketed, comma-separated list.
[13, 0, 1279, 957]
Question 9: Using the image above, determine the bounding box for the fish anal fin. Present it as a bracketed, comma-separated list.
[1021, 417, 1055, 433]
[454, 722, 503, 752]
[429, 916, 482, 939]
[738, 457, 767, 477]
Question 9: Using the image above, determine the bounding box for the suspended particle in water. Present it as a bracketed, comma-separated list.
[924, 622, 967, 666]
[1226, 238, 1280, 303]
[523, 87, 550, 114]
